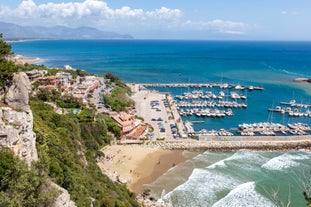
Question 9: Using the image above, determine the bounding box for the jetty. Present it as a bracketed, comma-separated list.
[268, 100, 311, 117]
[238, 122, 311, 136]
[166, 94, 187, 138]
[144, 138, 311, 151]
[141, 83, 264, 91]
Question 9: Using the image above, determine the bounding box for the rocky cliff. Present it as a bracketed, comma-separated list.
[0, 72, 76, 207]
[0, 72, 37, 165]
[51, 182, 77, 207]
[0, 107, 38, 165]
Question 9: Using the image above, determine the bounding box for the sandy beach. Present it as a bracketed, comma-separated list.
[8, 54, 42, 65]
[97, 145, 187, 193]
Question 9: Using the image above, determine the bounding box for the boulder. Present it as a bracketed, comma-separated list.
[5, 72, 31, 111]
[0, 107, 38, 165]
[51, 182, 76, 207]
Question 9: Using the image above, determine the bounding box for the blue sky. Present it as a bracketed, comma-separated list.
[0, 0, 310, 40]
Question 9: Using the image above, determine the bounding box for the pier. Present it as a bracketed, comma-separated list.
[166, 94, 187, 138]
[141, 83, 264, 91]
[269, 100, 311, 117]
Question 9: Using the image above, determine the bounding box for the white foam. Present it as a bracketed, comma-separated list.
[163, 169, 240, 207]
[208, 150, 267, 169]
[208, 159, 226, 169]
[212, 182, 276, 207]
[262, 152, 310, 171]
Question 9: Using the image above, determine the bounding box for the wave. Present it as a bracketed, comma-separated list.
[261, 152, 310, 171]
[212, 182, 276, 207]
[208, 150, 268, 169]
[261, 62, 311, 78]
[162, 169, 240, 207]
[280, 69, 311, 78]
[162, 151, 311, 206]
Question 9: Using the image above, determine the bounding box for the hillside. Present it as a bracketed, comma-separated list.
[0, 34, 139, 206]
[0, 22, 133, 40]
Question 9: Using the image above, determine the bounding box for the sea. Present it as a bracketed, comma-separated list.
[10, 40, 311, 206]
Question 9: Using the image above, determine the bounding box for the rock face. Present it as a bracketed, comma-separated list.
[0, 72, 37, 165]
[5, 72, 31, 111]
[0, 107, 38, 165]
[0, 72, 76, 206]
[51, 182, 76, 207]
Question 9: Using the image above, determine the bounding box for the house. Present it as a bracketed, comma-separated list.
[56, 72, 72, 86]
[111, 112, 136, 134]
[111, 112, 148, 143]
[26, 69, 47, 81]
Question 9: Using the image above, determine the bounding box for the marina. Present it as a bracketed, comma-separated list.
[135, 83, 311, 138]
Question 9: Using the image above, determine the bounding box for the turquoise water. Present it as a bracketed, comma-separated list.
[10, 40, 311, 206]
[11, 40, 311, 131]
[152, 150, 311, 207]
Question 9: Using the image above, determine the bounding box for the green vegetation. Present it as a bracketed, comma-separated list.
[101, 114, 122, 138]
[17, 63, 47, 72]
[0, 34, 18, 89]
[104, 86, 134, 112]
[156, 137, 166, 141]
[0, 148, 59, 207]
[103, 74, 134, 112]
[0, 34, 139, 207]
[30, 98, 139, 207]
[105, 72, 128, 88]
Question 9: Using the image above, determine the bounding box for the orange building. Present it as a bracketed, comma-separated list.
[111, 112, 136, 134]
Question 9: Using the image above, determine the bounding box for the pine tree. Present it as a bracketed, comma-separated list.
[0, 33, 18, 89]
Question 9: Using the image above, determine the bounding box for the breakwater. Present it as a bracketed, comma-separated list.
[141, 83, 264, 91]
[143, 137, 311, 151]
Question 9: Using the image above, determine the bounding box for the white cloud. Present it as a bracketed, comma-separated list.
[183, 19, 247, 34]
[281, 10, 299, 15]
[146, 7, 182, 20]
[114, 6, 144, 19]
[0, 0, 181, 22]
[16, 0, 37, 17]
[0, 0, 250, 38]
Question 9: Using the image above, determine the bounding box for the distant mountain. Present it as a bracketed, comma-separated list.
[0, 22, 133, 40]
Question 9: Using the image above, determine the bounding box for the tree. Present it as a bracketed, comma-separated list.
[0, 33, 18, 89]
[0, 148, 59, 207]
[0, 33, 13, 59]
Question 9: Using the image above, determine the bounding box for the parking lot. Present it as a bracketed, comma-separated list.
[131, 90, 175, 140]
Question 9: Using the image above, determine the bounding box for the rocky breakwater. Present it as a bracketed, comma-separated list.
[0, 72, 76, 207]
[145, 138, 311, 151]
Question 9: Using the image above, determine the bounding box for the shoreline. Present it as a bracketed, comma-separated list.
[97, 137, 311, 194]
[7, 54, 43, 65]
[130, 150, 186, 193]
[97, 145, 188, 194]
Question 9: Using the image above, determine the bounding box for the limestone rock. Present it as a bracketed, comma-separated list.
[51, 182, 76, 207]
[0, 107, 38, 165]
[5, 72, 31, 111]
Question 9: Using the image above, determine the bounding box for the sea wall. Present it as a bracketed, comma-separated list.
[144, 137, 311, 151]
